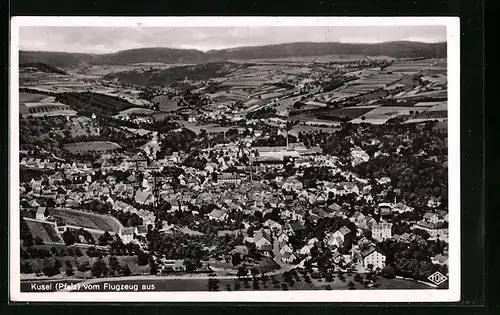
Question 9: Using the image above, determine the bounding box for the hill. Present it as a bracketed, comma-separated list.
[20, 62, 68, 75]
[102, 62, 240, 87]
[19, 41, 447, 68]
[207, 41, 446, 61]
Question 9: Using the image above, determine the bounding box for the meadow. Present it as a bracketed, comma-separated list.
[63, 141, 122, 153]
[49, 208, 122, 233]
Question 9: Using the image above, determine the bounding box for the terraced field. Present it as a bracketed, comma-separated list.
[19, 92, 50, 103]
[49, 208, 122, 233]
[24, 218, 63, 243]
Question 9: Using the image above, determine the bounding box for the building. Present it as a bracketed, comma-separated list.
[119, 227, 137, 244]
[414, 221, 448, 240]
[161, 259, 185, 272]
[36, 207, 47, 221]
[282, 251, 297, 264]
[127, 153, 148, 170]
[208, 209, 229, 221]
[332, 226, 351, 243]
[217, 173, 243, 185]
[372, 222, 393, 242]
[254, 229, 272, 251]
[134, 190, 155, 205]
[361, 246, 386, 270]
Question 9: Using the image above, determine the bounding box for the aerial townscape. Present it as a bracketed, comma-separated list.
[18, 40, 449, 292]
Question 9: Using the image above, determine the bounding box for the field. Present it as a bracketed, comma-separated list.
[19, 92, 50, 103]
[350, 106, 417, 124]
[63, 141, 122, 153]
[116, 108, 156, 117]
[153, 95, 181, 112]
[67, 117, 100, 138]
[24, 218, 63, 244]
[49, 208, 123, 233]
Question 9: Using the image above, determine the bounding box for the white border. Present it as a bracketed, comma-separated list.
[9, 16, 460, 302]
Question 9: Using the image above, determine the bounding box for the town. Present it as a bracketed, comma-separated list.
[18, 43, 449, 292]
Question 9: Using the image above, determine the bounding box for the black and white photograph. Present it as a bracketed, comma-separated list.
[9, 17, 460, 302]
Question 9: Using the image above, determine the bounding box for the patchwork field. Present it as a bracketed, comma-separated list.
[116, 108, 156, 117]
[350, 106, 417, 124]
[19, 92, 50, 103]
[63, 141, 122, 153]
[153, 95, 181, 112]
[49, 208, 122, 233]
[24, 218, 63, 244]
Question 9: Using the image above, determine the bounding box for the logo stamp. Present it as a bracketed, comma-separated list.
[428, 272, 448, 285]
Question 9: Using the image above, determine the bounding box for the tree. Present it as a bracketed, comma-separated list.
[98, 231, 113, 246]
[121, 265, 132, 276]
[62, 230, 76, 246]
[91, 259, 108, 278]
[237, 266, 248, 278]
[74, 247, 83, 257]
[251, 267, 260, 278]
[20, 262, 33, 274]
[348, 281, 356, 290]
[108, 256, 120, 275]
[232, 252, 242, 266]
[381, 266, 396, 279]
[149, 258, 158, 275]
[34, 236, 44, 245]
[65, 260, 74, 276]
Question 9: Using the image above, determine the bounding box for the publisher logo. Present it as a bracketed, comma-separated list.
[428, 271, 448, 285]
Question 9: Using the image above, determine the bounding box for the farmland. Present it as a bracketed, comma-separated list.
[115, 107, 156, 118]
[63, 141, 122, 153]
[48, 208, 123, 233]
[24, 218, 63, 244]
[152, 95, 181, 112]
[19, 92, 51, 103]
[350, 106, 420, 124]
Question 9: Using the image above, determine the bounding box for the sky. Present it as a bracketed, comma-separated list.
[19, 25, 447, 54]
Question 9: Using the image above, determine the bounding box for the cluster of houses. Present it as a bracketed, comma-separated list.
[20, 128, 449, 275]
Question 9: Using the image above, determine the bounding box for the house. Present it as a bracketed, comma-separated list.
[106, 176, 116, 185]
[287, 222, 305, 235]
[127, 153, 148, 170]
[36, 207, 47, 220]
[298, 244, 314, 256]
[208, 208, 229, 221]
[392, 203, 413, 214]
[280, 242, 293, 254]
[372, 222, 393, 242]
[135, 190, 155, 205]
[277, 231, 289, 243]
[332, 226, 351, 243]
[414, 221, 448, 240]
[361, 246, 386, 270]
[254, 229, 272, 251]
[351, 211, 366, 224]
[217, 173, 242, 185]
[161, 259, 185, 272]
[264, 219, 282, 231]
[327, 235, 344, 248]
[423, 212, 443, 224]
[136, 225, 149, 237]
[119, 227, 137, 244]
[281, 251, 297, 264]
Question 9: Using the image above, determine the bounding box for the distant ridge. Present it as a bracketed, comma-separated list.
[19, 41, 447, 68]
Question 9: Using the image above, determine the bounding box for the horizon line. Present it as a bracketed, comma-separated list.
[19, 40, 447, 55]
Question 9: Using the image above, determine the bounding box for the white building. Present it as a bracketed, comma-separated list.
[36, 207, 47, 221]
[372, 222, 393, 242]
[361, 246, 386, 270]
